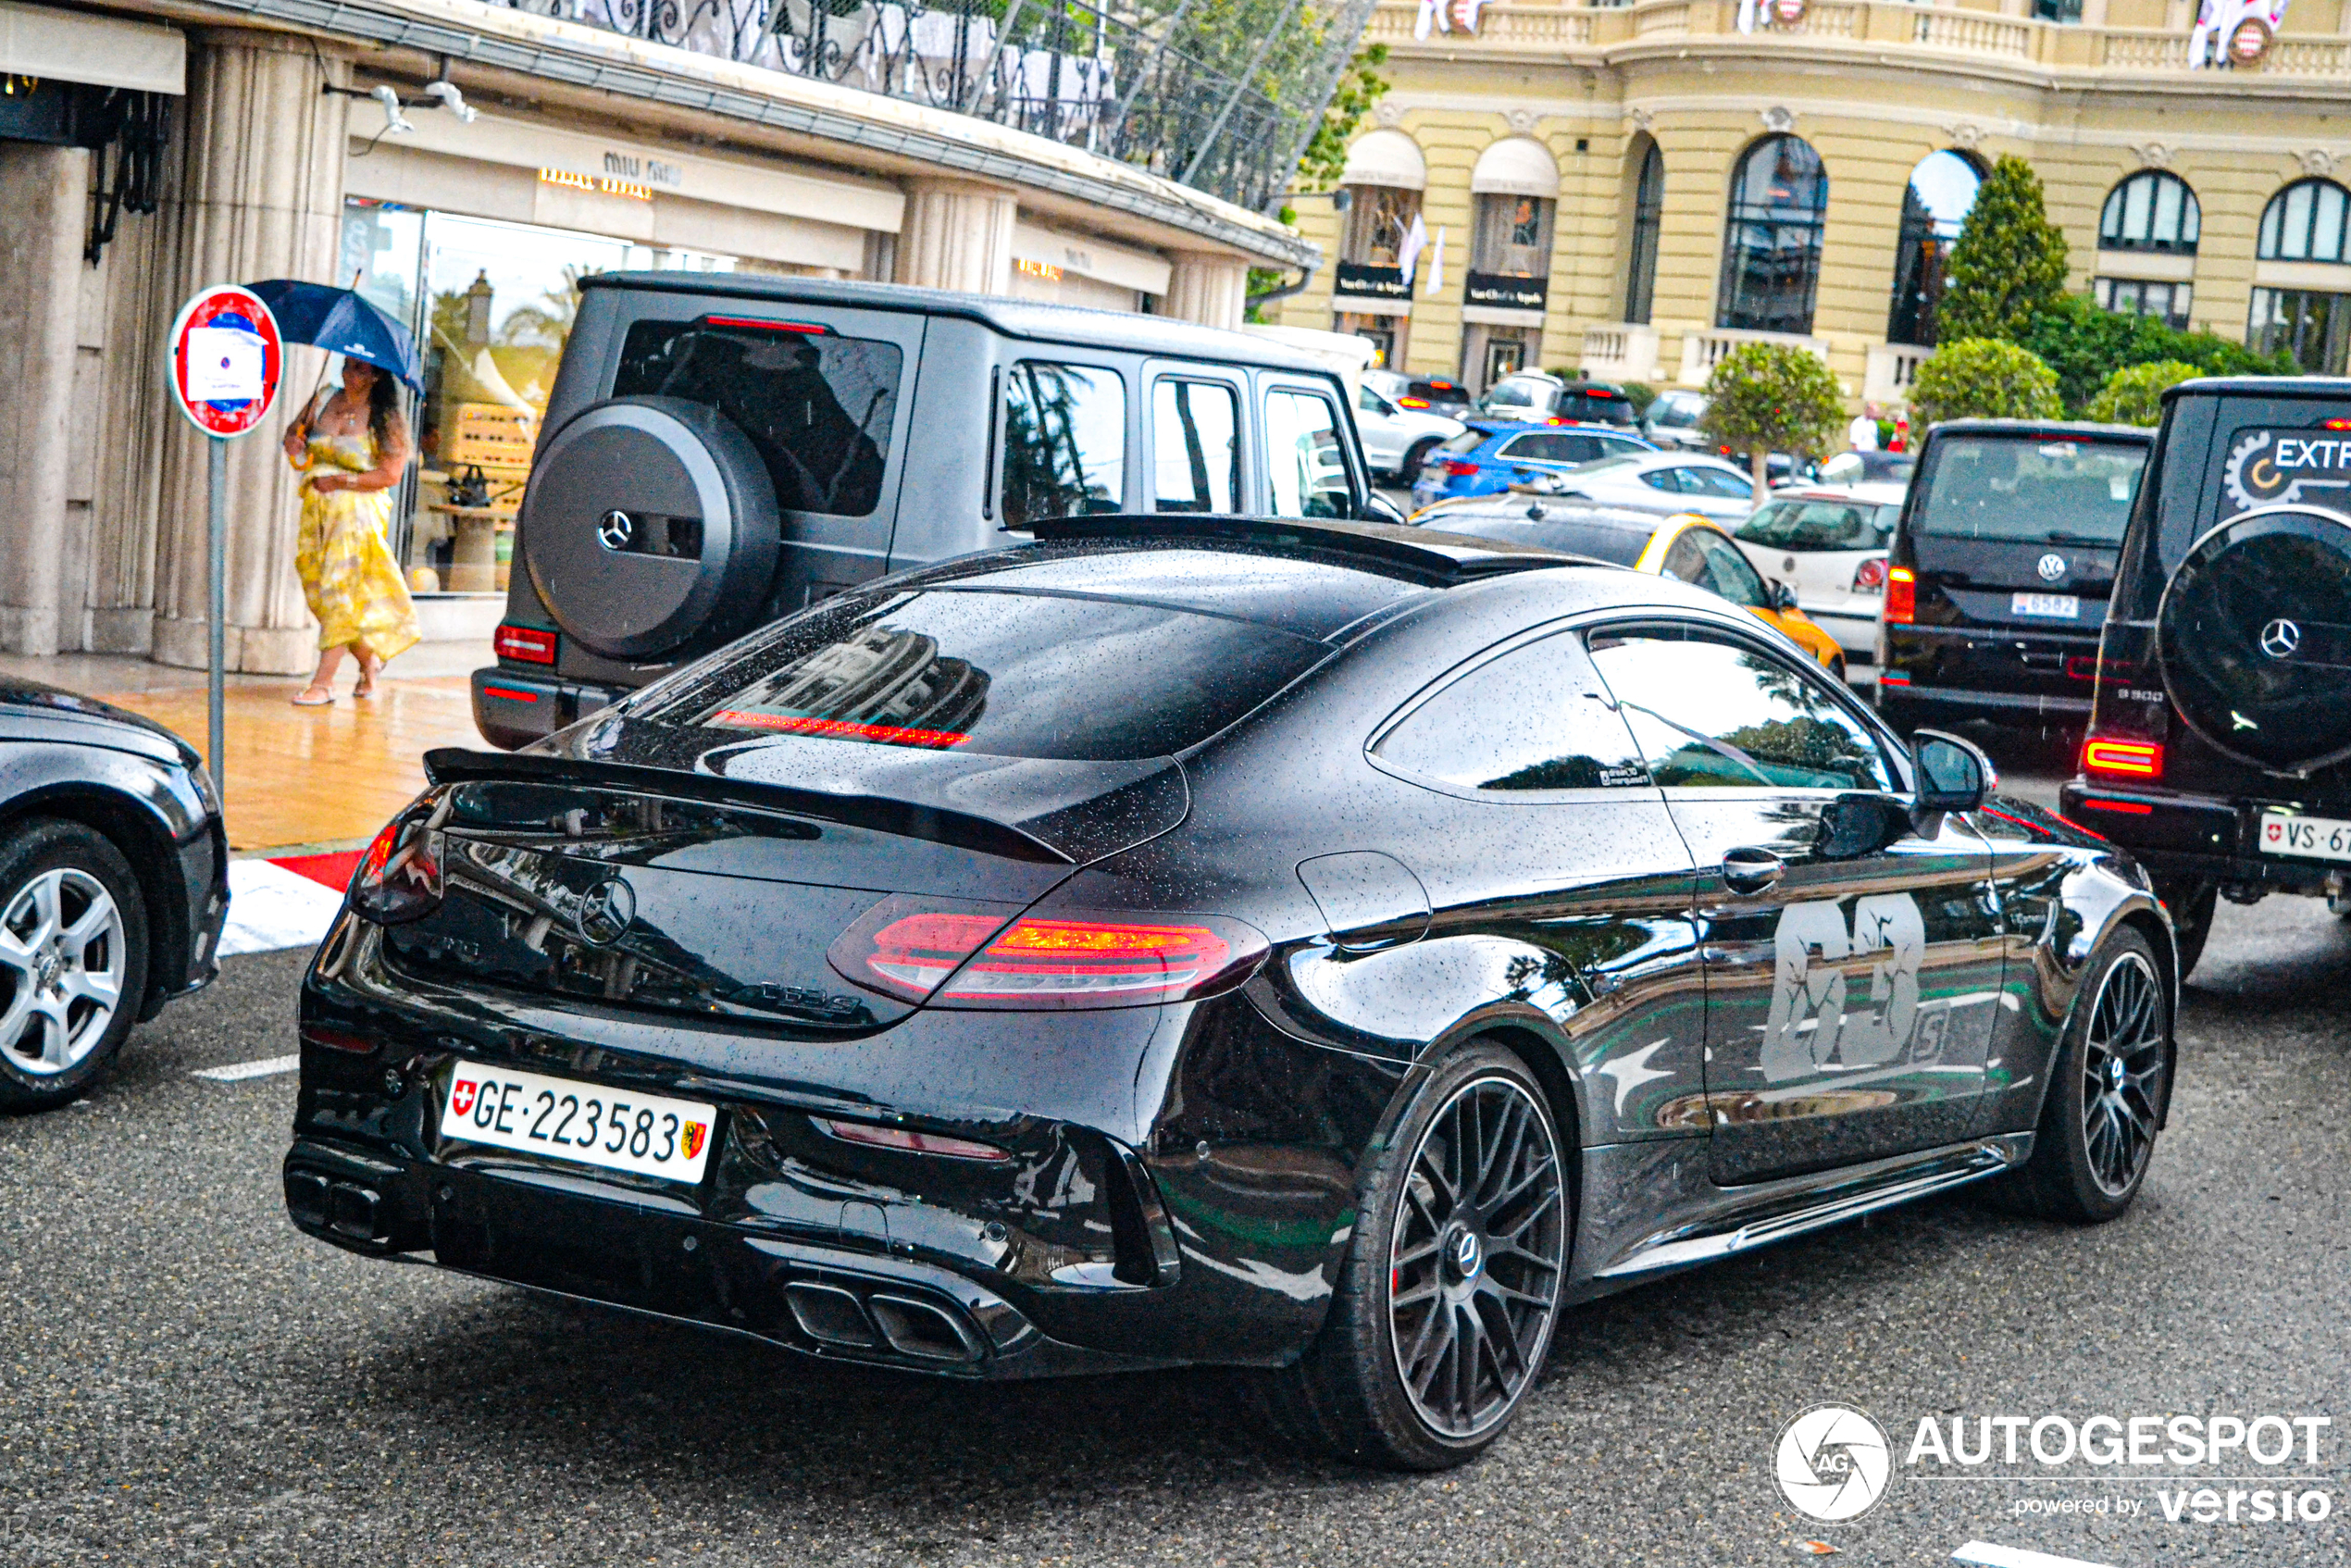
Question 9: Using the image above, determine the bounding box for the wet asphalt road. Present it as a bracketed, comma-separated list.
[4, 808, 2348, 1565]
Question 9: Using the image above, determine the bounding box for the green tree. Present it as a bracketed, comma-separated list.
[1292, 44, 1390, 192]
[1699, 342, 1847, 489]
[1909, 338, 2062, 426]
[1940, 155, 2071, 343]
[2085, 359, 2201, 426]
[2019, 293, 2296, 410]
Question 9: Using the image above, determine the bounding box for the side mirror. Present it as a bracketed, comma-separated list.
[1912, 728, 1996, 814]
[1361, 492, 1409, 527]
[1770, 579, 1798, 613]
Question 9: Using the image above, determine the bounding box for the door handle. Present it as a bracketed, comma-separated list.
[1720, 847, 1785, 895]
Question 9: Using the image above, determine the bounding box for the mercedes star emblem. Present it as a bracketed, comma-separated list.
[2036, 553, 2067, 582]
[597, 509, 635, 552]
[574, 877, 636, 946]
[2259, 617, 2303, 659]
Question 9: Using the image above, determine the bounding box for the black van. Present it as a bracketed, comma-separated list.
[1876, 418, 2154, 737]
[2060, 378, 2351, 974]
[472, 274, 1388, 750]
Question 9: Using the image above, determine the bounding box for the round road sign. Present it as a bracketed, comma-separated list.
[167, 283, 282, 437]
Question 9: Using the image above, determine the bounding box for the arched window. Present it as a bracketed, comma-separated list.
[1717, 134, 1827, 336]
[1624, 138, 1664, 326]
[1887, 150, 1983, 347]
[2258, 178, 2351, 263]
[2100, 170, 2199, 254]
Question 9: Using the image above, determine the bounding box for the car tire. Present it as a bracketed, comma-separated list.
[1988, 927, 2169, 1225]
[0, 819, 150, 1112]
[1256, 1039, 1570, 1470]
[1396, 437, 1438, 486]
[2153, 878, 2217, 981]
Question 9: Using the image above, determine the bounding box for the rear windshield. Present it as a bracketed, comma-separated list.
[1738, 498, 1897, 550]
[1648, 392, 1705, 428]
[1561, 390, 1635, 426]
[632, 589, 1325, 760]
[613, 318, 900, 516]
[1910, 435, 2147, 546]
[1482, 378, 1549, 411]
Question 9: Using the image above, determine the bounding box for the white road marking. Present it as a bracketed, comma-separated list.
[218, 861, 344, 957]
[190, 1053, 301, 1082]
[1952, 1543, 2117, 1568]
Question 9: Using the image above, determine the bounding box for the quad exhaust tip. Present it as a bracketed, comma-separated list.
[782, 1279, 982, 1363]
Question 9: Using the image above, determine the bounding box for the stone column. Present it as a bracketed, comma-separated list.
[0, 145, 91, 655]
[1162, 253, 1249, 332]
[151, 30, 350, 674]
[893, 179, 1015, 295]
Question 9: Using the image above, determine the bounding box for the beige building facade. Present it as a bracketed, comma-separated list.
[1267, 0, 2351, 405]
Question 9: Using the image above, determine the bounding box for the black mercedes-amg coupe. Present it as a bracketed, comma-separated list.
[285, 517, 2176, 1469]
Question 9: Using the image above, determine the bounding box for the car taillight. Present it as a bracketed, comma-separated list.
[2082, 739, 2163, 779]
[811, 1117, 1010, 1163]
[494, 623, 557, 665]
[827, 896, 1267, 1011]
[348, 791, 449, 925]
[1885, 566, 1916, 623]
[1442, 459, 1479, 476]
[2067, 654, 2100, 681]
[1852, 557, 1887, 593]
[1399, 396, 1430, 409]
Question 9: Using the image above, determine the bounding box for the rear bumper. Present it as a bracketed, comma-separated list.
[1880, 624, 2100, 720]
[470, 666, 622, 751]
[1802, 606, 1880, 660]
[2057, 782, 2351, 894]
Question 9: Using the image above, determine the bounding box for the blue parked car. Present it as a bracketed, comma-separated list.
[1409, 419, 1655, 512]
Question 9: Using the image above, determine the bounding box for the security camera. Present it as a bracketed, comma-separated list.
[371, 84, 416, 136]
[423, 81, 478, 124]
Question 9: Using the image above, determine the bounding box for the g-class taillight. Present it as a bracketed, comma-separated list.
[1885, 566, 1916, 623]
[2083, 739, 2164, 779]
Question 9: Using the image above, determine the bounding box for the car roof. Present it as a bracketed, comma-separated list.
[1768, 483, 1907, 505]
[1924, 417, 2154, 444]
[578, 271, 1329, 374]
[1403, 501, 1665, 566]
[2160, 375, 2351, 404]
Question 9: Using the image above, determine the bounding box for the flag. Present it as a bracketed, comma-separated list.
[1424, 226, 1447, 294]
[1737, 0, 1759, 32]
[1414, 0, 1440, 37]
[1398, 213, 1430, 289]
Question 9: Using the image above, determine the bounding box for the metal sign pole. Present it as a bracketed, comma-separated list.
[207, 435, 226, 797]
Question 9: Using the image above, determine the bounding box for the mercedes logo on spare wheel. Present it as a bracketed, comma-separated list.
[2260, 617, 2304, 660]
[574, 877, 636, 945]
[597, 508, 635, 552]
[2037, 553, 2067, 582]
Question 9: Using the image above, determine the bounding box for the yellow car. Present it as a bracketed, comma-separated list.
[1412, 497, 1850, 678]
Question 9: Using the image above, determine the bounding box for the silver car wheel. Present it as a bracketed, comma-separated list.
[0, 867, 128, 1076]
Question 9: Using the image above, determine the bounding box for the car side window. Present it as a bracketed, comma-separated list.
[1264, 388, 1354, 519]
[1659, 529, 1711, 583]
[1356, 384, 1394, 416]
[1151, 379, 1240, 514]
[1587, 628, 1893, 790]
[1001, 362, 1126, 529]
[1375, 632, 1650, 792]
[1500, 432, 1572, 463]
[1640, 467, 1687, 493]
[1691, 467, 1756, 500]
[1694, 534, 1771, 608]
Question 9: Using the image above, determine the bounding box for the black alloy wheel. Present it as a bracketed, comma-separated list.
[1991, 928, 2170, 1223]
[1258, 1041, 1568, 1469]
[1398, 436, 1439, 487]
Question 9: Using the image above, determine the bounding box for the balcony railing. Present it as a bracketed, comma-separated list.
[496, 0, 1377, 211]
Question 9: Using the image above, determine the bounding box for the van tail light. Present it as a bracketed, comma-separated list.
[828, 895, 1267, 1011]
[1885, 566, 1916, 623]
[494, 623, 557, 665]
[2082, 738, 2163, 779]
[348, 791, 450, 926]
[1443, 459, 1479, 477]
[1852, 557, 1887, 593]
[812, 1117, 1010, 1163]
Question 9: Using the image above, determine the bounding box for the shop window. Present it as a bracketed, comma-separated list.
[1342, 185, 1423, 268]
[614, 318, 902, 516]
[2099, 170, 2200, 255]
[2258, 179, 2351, 263]
[1625, 140, 1664, 326]
[1001, 362, 1126, 528]
[2094, 278, 2193, 330]
[1717, 134, 1827, 337]
[1151, 379, 1240, 514]
[1472, 193, 1553, 279]
[2248, 287, 2351, 374]
[1887, 150, 1982, 347]
[1263, 389, 1353, 519]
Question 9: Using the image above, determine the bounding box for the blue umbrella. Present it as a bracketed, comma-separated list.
[243, 279, 423, 392]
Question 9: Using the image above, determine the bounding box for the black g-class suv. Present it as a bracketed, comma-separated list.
[2060, 378, 2351, 974]
[1877, 418, 2153, 740]
[472, 273, 1388, 749]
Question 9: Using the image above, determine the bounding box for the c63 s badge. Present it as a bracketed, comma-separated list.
[1763, 895, 1931, 1082]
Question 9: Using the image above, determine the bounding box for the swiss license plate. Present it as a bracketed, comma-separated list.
[2010, 592, 2080, 619]
[440, 1061, 716, 1183]
[2259, 811, 2351, 864]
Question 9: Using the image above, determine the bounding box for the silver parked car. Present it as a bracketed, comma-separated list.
[1515, 449, 1759, 522]
[1354, 376, 1465, 481]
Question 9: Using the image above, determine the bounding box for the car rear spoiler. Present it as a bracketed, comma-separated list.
[422, 748, 1074, 865]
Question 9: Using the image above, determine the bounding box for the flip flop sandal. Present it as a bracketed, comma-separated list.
[292, 686, 336, 707]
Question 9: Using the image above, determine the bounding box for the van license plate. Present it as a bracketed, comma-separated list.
[2010, 592, 2079, 618]
[2259, 812, 2351, 863]
[440, 1061, 717, 1183]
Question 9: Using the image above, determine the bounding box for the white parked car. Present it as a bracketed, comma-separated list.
[1729, 483, 1906, 661]
[1524, 449, 1759, 523]
[1354, 378, 1466, 482]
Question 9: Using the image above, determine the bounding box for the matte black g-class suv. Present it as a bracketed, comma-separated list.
[472, 273, 1387, 749]
[2060, 378, 2351, 974]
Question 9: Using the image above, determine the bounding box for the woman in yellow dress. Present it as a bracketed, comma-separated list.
[281, 357, 421, 705]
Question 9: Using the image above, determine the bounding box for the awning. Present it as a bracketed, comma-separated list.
[0, 3, 183, 94]
[1342, 130, 1426, 193]
[1472, 137, 1561, 198]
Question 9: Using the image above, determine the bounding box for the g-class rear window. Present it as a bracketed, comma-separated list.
[612, 317, 902, 516]
[1911, 434, 2147, 546]
[631, 588, 1325, 760]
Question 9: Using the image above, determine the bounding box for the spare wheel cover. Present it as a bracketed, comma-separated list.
[522, 397, 778, 660]
[2156, 503, 2351, 771]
